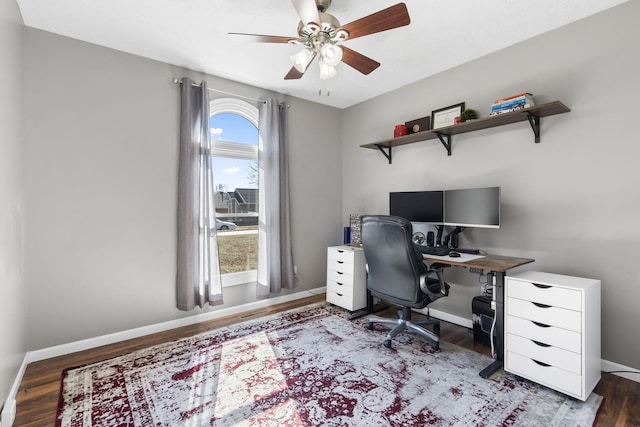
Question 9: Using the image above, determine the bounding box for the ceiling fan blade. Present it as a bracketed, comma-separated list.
[228, 32, 297, 44]
[284, 67, 305, 80]
[341, 46, 380, 75]
[290, 0, 322, 26]
[285, 52, 317, 80]
[337, 3, 410, 41]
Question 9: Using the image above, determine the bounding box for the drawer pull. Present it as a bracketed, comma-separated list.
[336, 293, 343, 297]
[531, 340, 551, 348]
[532, 359, 551, 367]
[533, 283, 552, 289]
[532, 321, 551, 328]
[337, 250, 345, 253]
[336, 271, 343, 275]
[337, 261, 344, 264]
[532, 302, 552, 308]
[336, 282, 344, 286]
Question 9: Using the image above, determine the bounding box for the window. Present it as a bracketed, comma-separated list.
[209, 99, 259, 287]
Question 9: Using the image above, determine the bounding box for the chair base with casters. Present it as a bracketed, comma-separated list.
[366, 306, 441, 350]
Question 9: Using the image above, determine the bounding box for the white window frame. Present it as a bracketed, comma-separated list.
[210, 98, 259, 288]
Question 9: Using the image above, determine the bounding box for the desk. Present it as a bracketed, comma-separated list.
[423, 254, 534, 378]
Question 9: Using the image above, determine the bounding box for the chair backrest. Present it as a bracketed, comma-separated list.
[361, 215, 428, 306]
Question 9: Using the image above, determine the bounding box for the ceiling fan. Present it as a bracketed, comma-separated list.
[229, 0, 410, 80]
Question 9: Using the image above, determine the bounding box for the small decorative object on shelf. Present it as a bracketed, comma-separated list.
[405, 116, 431, 134]
[394, 124, 408, 138]
[490, 93, 535, 116]
[461, 108, 479, 122]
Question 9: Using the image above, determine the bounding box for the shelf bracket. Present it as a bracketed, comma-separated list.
[526, 113, 541, 143]
[434, 132, 452, 156]
[375, 144, 392, 164]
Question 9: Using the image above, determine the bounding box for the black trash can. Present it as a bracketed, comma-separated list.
[471, 295, 494, 348]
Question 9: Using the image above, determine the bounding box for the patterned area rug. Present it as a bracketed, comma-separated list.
[56, 303, 602, 426]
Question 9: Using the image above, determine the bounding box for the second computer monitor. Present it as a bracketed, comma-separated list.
[444, 187, 500, 229]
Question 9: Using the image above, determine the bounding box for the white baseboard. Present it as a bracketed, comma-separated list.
[1, 357, 27, 427]
[427, 308, 473, 329]
[1, 287, 326, 426]
[27, 287, 326, 363]
[601, 359, 640, 383]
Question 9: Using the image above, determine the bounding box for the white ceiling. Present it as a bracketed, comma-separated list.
[17, 0, 626, 109]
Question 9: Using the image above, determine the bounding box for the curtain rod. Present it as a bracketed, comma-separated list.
[173, 78, 282, 106]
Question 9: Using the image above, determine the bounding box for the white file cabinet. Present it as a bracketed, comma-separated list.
[326, 245, 367, 312]
[505, 271, 601, 401]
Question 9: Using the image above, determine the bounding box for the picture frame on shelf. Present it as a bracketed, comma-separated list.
[431, 102, 465, 129]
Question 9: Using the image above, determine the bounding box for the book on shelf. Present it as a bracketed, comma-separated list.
[491, 96, 535, 112]
[489, 104, 533, 115]
[493, 92, 533, 104]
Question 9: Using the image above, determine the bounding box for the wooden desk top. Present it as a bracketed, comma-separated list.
[423, 254, 534, 272]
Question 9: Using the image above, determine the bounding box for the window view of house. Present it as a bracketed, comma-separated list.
[210, 111, 259, 281]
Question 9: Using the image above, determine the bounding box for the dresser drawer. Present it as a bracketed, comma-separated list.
[326, 290, 354, 310]
[327, 247, 356, 264]
[327, 258, 353, 274]
[326, 279, 354, 297]
[506, 333, 581, 375]
[507, 279, 581, 311]
[507, 297, 582, 332]
[506, 315, 581, 353]
[506, 351, 582, 397]
[326, 288, 365, 311]
[327, 269, 354, 286]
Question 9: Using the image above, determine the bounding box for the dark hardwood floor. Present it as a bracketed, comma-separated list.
[14, 294, 640, 426]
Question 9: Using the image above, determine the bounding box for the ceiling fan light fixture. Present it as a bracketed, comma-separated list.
[320, 43, 343, 67]
[318, 60, 337, 80]
[290, 48, 314, 73]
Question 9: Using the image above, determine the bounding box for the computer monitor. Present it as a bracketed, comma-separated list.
[443, 187, 500, 229]
[389, 191, 444, 224]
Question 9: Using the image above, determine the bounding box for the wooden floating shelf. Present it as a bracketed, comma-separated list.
[361, 101, 571, 163]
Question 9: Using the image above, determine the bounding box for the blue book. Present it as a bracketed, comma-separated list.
[492, 97, 534, 112]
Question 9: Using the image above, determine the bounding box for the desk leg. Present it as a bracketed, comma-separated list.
[479, 271, 505, 379]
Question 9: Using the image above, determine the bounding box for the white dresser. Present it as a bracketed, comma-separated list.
[505, 271, 601, 401]
[326, 245, 367, 312]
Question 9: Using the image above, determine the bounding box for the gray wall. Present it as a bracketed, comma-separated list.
[23, 29, 343, 350]
[0, 0, 26, 408]
[342, 1, 639, 369]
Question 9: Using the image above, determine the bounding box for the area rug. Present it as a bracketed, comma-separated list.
[56, 303, 602, 426]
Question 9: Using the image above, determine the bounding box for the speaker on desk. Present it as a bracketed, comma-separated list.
[426, 231, 434, 246]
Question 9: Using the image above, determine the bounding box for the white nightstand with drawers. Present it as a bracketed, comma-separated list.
[505, 271, 601, 401]
[326, 245, 367, 312]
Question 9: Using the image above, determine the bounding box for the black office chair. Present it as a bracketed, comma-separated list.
[361, 215, 450, 350]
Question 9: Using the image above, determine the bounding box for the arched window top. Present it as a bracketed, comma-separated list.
[210, 98, 258, 147]
[210, 97, 258, 126]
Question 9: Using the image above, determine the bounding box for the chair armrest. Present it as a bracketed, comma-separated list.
[419, 263, 450, 298]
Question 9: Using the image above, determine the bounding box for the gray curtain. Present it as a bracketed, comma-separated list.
[177, 78, 223, 310]
[257, 99, 295, 299]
